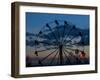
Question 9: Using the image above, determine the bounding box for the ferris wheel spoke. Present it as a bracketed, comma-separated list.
[65, 47, 82, 53]
[63, 50, 71, 64]
[54, 20, 61, 40]
[62, 25, 75, 43]
[38, 31, 52, 40]
[38, 41, 56, 46]
[34, 39, 56, 46]
[64, 48, 75, 57]
[65, 42, 84, 49]
[40, 48, 58, 62]
[62, 25, 65, 40]
[37, 47, 58, 52]
[64, 49, 71, 54]
[65, 42, 80, 47]
[49, 50, 58, 65]
[61, 21, 68, 41]
[64, 47, 76, 51]
[64, 32, 82, 44]
[62, 49, 68, 59]
[55, 26, 61, 40]
[57, 52, 59, 64]
[34, 42, 58, 60]
[46, 23, 59, 44]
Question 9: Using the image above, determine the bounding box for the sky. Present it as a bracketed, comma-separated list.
[26, 12, 89, 33]
[26, 12, 90, 67]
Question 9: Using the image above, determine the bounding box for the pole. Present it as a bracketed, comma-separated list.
[59, 45, 63, 65]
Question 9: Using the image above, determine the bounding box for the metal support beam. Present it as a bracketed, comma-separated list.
[59, 45, 63, 65]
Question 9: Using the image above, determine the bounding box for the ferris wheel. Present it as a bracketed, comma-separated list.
[30, 20, 86, 66]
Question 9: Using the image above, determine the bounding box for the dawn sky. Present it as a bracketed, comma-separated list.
[26, 12, 89, 33]
[26, 12, 90, 67]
